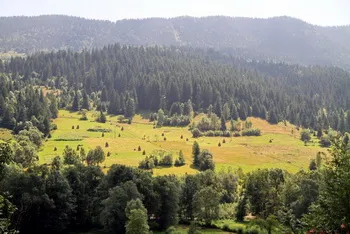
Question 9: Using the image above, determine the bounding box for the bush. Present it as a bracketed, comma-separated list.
[192, 128, 202, 138]
[139, 156, 156, 170]
[233, 131, 241, 137]
[320, 135, 331, 147]
[222, 131, 231, 137]
[242, 128, 261, 136]
[54, 134, 83, 141]
[87, 127, 112, 132]
[205, 130, 214, 136]
[300, 129, 311, 142]
[51, 123, 58, 130]
[159, 154, 173, 166]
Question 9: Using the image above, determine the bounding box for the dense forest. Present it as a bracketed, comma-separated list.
[0, 45, 349, 134]
[1, 15, 350, 69]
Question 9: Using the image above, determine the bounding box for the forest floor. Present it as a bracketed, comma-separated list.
[38, 110, 327, 176]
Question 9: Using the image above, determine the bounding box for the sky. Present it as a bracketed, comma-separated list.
[1, 0, 350, 26]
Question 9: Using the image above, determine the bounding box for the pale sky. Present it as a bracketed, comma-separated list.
[1, 0, 350, 26]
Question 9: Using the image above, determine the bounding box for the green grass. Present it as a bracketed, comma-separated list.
[39, 110, 327, 175]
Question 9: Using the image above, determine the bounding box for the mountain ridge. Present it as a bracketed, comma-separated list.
[1, 15, 350, 69]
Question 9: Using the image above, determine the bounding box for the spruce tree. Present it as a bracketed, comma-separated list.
[192, 141, 200, 167]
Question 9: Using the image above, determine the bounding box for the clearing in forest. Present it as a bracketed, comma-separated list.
[39, 110, 327, 175]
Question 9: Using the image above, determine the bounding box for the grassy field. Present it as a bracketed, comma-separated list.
[39, 110, 327, 175]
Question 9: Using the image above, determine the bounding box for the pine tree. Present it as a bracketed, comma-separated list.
[81, 90, 90, 110]
[192, 141, 200, 167]
[220, 115, 227, 131]
[72, 90, 80, 111]
[125, 97, 135, 119]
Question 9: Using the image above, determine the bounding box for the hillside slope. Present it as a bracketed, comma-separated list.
[1, 15, 350, 69]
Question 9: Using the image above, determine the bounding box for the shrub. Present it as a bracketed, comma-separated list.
[320, 135, 331, 147]
[159, 154, 173, 166]
[218, 142, 221, 147]
[206, 130, 215, 137]
[233, 131, 241, 137]
[142, 150, 146, 155]
[242, 128, 261, 136]
[76, 125, 80, 129]
[222, 131, 231, 137]
[87, 127, 112, 132]
[54, 134, 83, 141]
[192, 128, 202, 138]
[105, 142, 109, 147]
[138, 146, 141, 151]
[102, 132, 105, 137]
[51, 123, 58, 130]
[300, 129, 311, 142]
[139, 156, 156, 169]
[72, 125, 75, 129]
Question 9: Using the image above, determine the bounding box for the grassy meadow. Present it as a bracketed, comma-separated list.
[38, 110, 327, 175]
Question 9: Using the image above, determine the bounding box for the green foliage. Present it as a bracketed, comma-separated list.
[157, 109, 165, 127]
[196, 114, 220, 132]
[192, 141, 200, 167]
[63, 145, 80, 165]
[0, 140, 13, 169]
[86, 146, 105, 165]
[153, 176, 180, 230]
[175, 150, 186, 167]
[319, 135, 331, 147]
[0, 195, 17, 234]
[125, 98, 136, 119]
[303, 135, 350, 232]
[245, 169, 285, 218]
[125, 199, 150, 234]
[100, 181, 142, 233]
[300, 129, 311, 142]
[96, 111, 107, 123]
[193, 186, 221, 225]
[196, 150, 215, 171]
[191, 128, 202, 138]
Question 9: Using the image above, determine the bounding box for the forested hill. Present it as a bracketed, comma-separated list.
[1, 45, 350, 133]
[1, 15, 350, 69]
